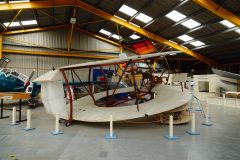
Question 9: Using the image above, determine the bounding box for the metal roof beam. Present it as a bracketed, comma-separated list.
[181, 26, 239, 45]
[193, 36, 240, 50]
[193, 0, 240, 27]
[3, 49, 117, 60]
[3, 25, 68, 35]
[0, 0, 74, 11]
[75, 0, 221, 67]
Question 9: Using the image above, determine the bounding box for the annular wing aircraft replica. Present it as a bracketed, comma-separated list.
[34, 51, 191, 125]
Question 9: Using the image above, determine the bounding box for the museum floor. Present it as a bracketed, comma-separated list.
[0, 103, 240, 160]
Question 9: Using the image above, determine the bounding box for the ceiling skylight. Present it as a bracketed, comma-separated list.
[135, 13, 153, 23]
[3, 22, 20, 27]
[21, 20, 37, 26]
[9, 0, 29, 3]
[99, 29, 111, 36]
[119, 4, 137, 16]
[129, 22, 140, 28]
[130, 34, 140, 40]
[177, 35, 194, 41]
[190, 40, 205, 47]
[181, 19, 201, 29]
[165, 10, 186, 22]
[111, 34, 122, 40]
[220, 20, 235, 28]
[235, 28, 240, 34]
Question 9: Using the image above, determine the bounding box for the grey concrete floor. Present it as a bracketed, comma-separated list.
[0, 103, 240, 160]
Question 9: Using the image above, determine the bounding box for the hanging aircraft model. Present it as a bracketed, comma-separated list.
[34, 51, 191, 126]
[212, 68, 240, 86]
[0, 57, 40, 106]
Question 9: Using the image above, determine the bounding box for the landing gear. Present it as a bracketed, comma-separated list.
[65, 121, 71, 127]
[27, 98, 38, 108]
[58, 118, 71, 127]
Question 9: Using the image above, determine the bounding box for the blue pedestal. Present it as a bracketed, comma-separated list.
[51, 131, 63, 135]
[186, 130, 200, 135]
[105, 133, 117, 139]
[202, 122, 213, 126]
[23, 127, 35, 131]
[164, 135, 180, 140]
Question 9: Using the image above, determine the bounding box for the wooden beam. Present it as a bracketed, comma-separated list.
[75, 0, 221, 67]
[193, 0, 240, 27]
[3, 49, 117, 60]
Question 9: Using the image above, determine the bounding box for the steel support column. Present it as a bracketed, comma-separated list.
[0, 34, 2, 59]
[68, 7, 77, 53]
[193, 0, 240, 27]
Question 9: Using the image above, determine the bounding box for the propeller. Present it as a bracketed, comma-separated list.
[23, 70, 35, 92]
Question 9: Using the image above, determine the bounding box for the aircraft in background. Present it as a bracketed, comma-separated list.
[212, 68, 240, 86]
[0, 57, 40, 106]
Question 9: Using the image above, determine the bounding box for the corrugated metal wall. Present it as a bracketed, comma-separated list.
[2, 28, 135, 79]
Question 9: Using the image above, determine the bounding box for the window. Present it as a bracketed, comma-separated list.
[135, 13, 153, 23]
[177, 35, 193, 41]
[190, 41, 205, 47]
[99, 29, 111, 36]
[220, 20, 235, 28]
[235, 28, 240, 34]
[165, 10, 186, 22]
[119, 4, 137, 16]
[111, 34, 122, 40]
[3, 22, 20, 27]
[9, 0, 29, 3]
[21, 20, 37, 26]
[181, 19, 201, 29]
[198, 81, 209, 92]
[130, 34, 140, 40]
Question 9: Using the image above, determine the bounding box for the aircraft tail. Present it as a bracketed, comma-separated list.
[34, 70, 68, 118]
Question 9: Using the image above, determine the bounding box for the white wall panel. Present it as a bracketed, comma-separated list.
[2, 28, 136, 80]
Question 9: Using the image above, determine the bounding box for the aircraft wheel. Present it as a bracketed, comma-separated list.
[65, 121, 71, 127]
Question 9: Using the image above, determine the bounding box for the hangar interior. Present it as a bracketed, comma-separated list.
[0, 0, 239, 160]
